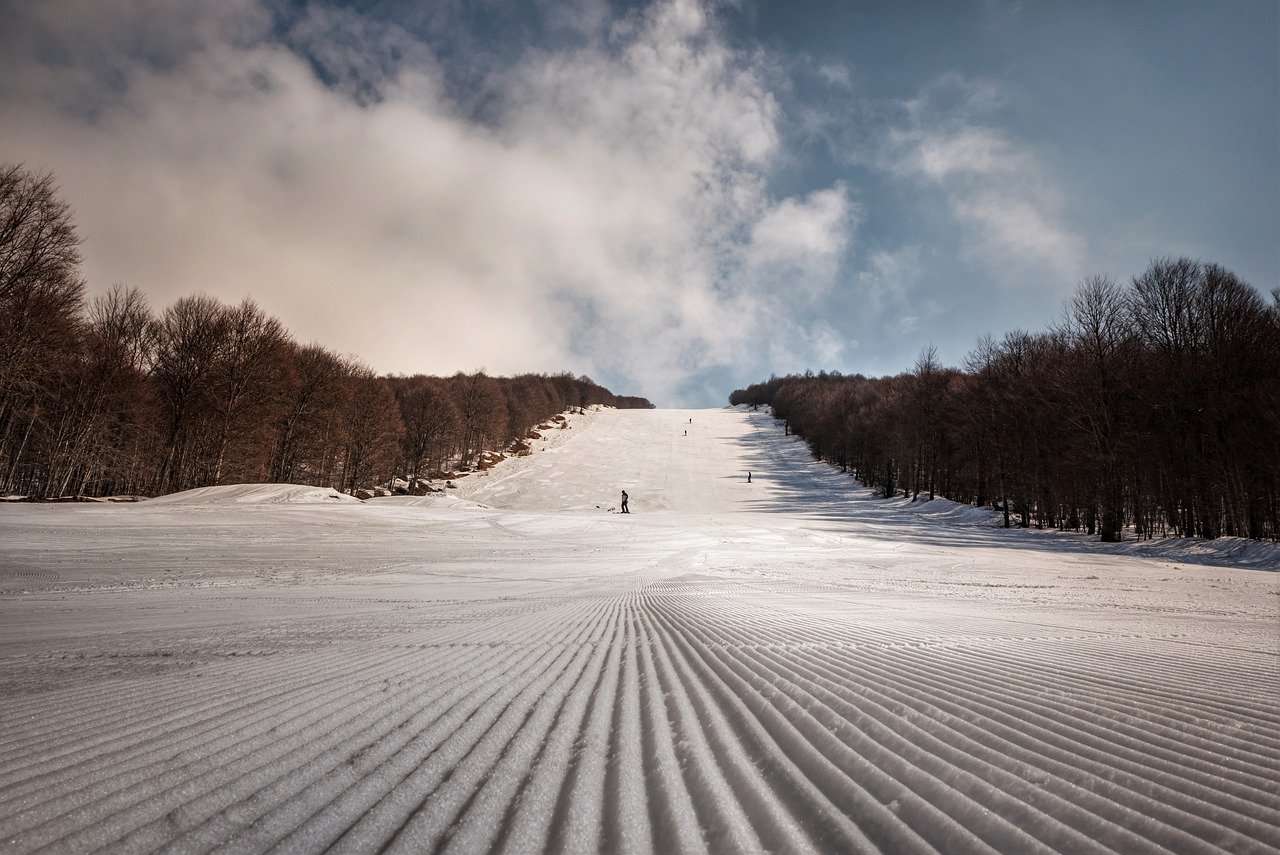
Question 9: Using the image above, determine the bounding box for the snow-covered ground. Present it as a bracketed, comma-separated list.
[1, 408, 1276, 854]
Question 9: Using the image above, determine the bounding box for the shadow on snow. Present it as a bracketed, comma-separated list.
[729, 410, 1280, 572]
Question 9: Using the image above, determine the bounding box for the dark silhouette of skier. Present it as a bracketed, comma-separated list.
[620, 490, 630, 513]
[747, 471, 752, 483]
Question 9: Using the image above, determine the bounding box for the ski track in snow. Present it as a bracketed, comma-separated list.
[1, 409, 1277, 854]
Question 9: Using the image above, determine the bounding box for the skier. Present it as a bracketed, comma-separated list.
[747, 471, 752, 483]
[620, 490, 630, 514]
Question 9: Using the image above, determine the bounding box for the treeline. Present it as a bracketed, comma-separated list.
[731, 261, 1280, 542]
[0, 164, 652, 498]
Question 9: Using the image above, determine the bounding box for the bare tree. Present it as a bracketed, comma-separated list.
[210, 299, 286, 484]
[0, 165, 85, 493]
[268, 344, 353, 485]
[399, 379, 461, 490]
[450, 372, 508, 467]
[1058, 275, 1134, 541]
[151, 295, 228, 493]
[41, 286, 154, 496]
[341, 371, 403, 493]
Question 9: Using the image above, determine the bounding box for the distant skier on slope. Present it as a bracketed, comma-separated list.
[621, 490, 630, 513]
[748, 471, 752, 483]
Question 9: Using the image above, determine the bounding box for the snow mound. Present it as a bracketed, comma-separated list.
[146, 484, 361, 506]
[1119, 534, 1280, 571]
[365, 494, 481, 509]
[890, 495, 1002, 527]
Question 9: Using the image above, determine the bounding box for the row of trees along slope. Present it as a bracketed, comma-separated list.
[0, 164, 652, 499]
[731, 263, 1280, 543]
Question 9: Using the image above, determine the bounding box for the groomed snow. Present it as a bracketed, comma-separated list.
[1, 408, 1277, 854]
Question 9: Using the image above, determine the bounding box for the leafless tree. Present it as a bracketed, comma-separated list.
[341, 370, 404, 493]
[210, 299, 287, 484]
[151, 295, 228, 493]
[268, 344, 353, 485]
[450, 372, 508, 467]
[399, 379, 461, 490]
[0, 165, 85, 493]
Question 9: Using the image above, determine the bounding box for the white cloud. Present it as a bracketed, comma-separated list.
[856, 245, 925, 320]
[816, 62, 853, 89]
[891, 126, 1029, 180]
[746, 184, 855, 296]
[0, 0, 856, 404]
[951, 194, 1082, 274]
[882, 75, 1084, 280]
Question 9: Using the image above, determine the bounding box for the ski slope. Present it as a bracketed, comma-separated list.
[1, 408, 1277, 854]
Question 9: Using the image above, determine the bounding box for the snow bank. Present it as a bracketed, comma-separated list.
[888, 495, 1003, 527]
[145, 484, 361, 506]
[879, 496, 1280, 569]
[1093, 533, 1280, 571]
[364, 494, 480, 509]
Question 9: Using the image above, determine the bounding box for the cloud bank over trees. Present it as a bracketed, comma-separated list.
[1, 0, 853, 405]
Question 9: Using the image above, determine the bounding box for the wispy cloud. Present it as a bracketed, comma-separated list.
[747, 184, 856, 297]
[854, 245, 942, 337]
[880, 74, 1085, 281]
[816, 62, 853, 89]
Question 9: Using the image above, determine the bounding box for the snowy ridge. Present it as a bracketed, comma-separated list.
[1, 408, 1277, 853]
[145, 484, 360, 506]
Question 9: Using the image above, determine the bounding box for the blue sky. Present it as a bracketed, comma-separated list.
[2, 0, 1275, 405]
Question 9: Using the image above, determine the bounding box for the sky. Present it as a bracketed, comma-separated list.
[2, 0, 1275, 406]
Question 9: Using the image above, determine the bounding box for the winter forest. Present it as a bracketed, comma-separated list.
[0, 165, 652, 500]
[732, 266, 1280, 542]
[6, 160, 1279, 541]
